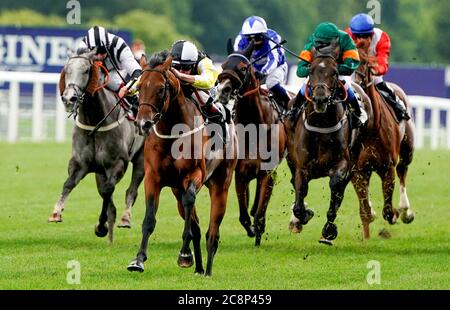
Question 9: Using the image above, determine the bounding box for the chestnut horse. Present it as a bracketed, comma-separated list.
[352, 41, 415, 239]
[285, 49, 370, 245]
[216, 48, 287, 246]
[127, 51, 237, 276]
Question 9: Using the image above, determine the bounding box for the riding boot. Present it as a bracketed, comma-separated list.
[204, 97, 230, 144]
[270, 84, 290, 111]
[124, 94, 139, 120]
[346, 96, 364, 128]
[376, 81, 410, 121]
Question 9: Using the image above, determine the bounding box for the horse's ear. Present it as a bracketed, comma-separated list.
[162, 55, 173, 70]
[139, 54, 148, 68]
[242, 40, 255, 59]
[226, 38, 234, 55]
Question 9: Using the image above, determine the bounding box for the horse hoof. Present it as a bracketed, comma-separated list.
[177, 252, 194, 268]
[288, 221, 303, 234]
[382, 209, 399, 225]
[400, 209, 415, 224]
[301, 209, 315, 225]
[94, 223, 108, 238]
[117, 221, 131, 229]
[319, 237, 333, 246]
[246, 225, 256, 238]
[127, 259, 144, 272]
[48, 213, 62, 223]
[322, 222, 338, 240]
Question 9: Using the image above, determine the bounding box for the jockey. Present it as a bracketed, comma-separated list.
[78, 26, 142, 120]
[347, 13, 410, 121]
[296, 22, 367, 127]
[169, 40, 231, 124]
[234, 16, 290, 110]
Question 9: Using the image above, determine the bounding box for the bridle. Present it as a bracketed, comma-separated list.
[139, 68, 180, 126]
[64, 55, 110, 116]
[218, 53, 260, 100]
[305, 55, 347, 106]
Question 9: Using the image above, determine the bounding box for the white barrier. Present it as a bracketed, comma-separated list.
[0, 71, 449, 149]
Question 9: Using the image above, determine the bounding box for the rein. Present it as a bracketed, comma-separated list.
[140, 67, 208, 139]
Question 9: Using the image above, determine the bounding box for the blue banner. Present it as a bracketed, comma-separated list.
[0, 26, 132, 73]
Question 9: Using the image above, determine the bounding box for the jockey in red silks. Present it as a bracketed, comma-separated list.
[346, 13, 410, 121]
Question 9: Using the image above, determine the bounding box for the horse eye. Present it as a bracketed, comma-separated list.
[240, 67, 246, 72]
[84, 69, 89, 74]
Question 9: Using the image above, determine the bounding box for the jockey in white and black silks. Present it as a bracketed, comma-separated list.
[234, 16, 290, 110]
[78, 26, 142, 119]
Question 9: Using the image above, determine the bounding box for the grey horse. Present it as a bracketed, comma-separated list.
[48, 48, 145, 243]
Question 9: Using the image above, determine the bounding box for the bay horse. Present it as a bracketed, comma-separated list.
[216, 46, 287, 246]
[352, 41, 415, 239]
[127, 51, 237, 276]
[285, 48, 370, 245]
[48, 48, 145, 243]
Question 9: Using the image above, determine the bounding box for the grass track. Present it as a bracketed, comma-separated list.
[0, 143, 448, 289]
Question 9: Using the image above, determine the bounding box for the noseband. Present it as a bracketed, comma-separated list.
[139, 68, 179, 126]
[305, 55, 347, 106]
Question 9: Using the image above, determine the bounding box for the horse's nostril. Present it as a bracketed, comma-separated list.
[69, 96, 77, 103]
[223, 86, 232, 94]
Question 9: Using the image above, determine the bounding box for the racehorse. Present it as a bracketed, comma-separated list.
[216, 44, 287, 246]
[285, 46, 370, 245]
[48, 48, 145, 243]
[352, 40, 415, 239]
[127, 51, 237, 276]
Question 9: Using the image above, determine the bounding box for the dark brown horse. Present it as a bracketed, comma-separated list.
[285, 49, 370, 245]
[216, 49, 287, 246]
[127, 51, 237, 276]
[353, 41, 415, 239]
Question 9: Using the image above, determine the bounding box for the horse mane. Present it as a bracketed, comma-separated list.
[148, 50, 170, 69]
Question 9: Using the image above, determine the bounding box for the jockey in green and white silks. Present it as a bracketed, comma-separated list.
[296, 22, 367, 127]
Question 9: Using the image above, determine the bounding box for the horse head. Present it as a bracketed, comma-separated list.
[354, 40, 375, 88]
[60, 48, 99, 113]
[306, 46, 344, 113]
[136, 50, 181, 136]
[216, 40, 256, 104]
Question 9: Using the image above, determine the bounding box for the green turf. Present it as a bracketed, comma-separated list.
[0, 143, 448, 290]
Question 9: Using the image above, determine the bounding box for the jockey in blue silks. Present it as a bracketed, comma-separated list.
[233, 16, 290, 110]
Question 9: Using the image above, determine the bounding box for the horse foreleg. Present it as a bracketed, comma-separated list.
[49, 158, 89, 222]
[235, 172, 254, 237]
[118, 156, 145, 228]
[291, 170, 314, 230]
[253, 172, 275, 246]
[127, 181, 160, 273]
[320, 165, 351, 245]
[351, 168, 375, 239]
[177, 181, 196, 269]
[379, 166, 399, 225]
